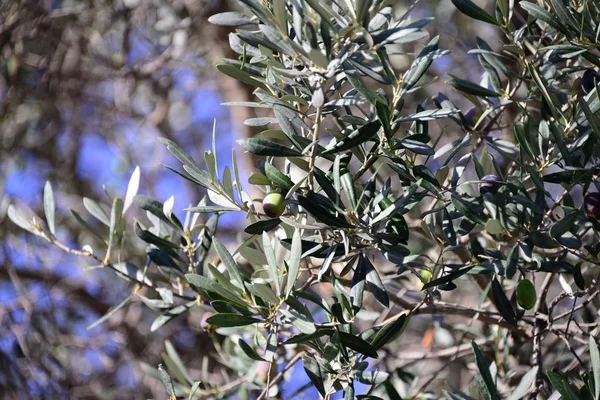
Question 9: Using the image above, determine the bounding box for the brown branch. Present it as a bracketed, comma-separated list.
[387, 292, 531, 334]
[531, 273, 554, 397]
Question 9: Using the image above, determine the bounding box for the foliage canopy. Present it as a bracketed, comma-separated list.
[8, 0, 600, 398]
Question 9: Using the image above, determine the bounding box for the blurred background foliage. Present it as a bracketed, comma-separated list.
[0, 0, 575, 398]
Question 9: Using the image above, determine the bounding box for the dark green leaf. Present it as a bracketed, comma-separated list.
[134, 195, 184, 230]
[149, 249, 184, 279]
[548, 0, 579, 32]
[491, 278, 517, 325]
[370, 314, 410, 350]
[244, 218, 281, 234]
[363, 256, 389, 308]
[322, 121, 381, 155]
[546, 370, 582, 400]
[216, 64, 268, 90]
[447, 77, 501, 97]
[542, 168, 600, 184]
[422, 266, 473, 289]
[303, 355, 326, 397]
[280, 239, 346, 259]
[263, 161, 294, 191]
[351, 256, 366, 310]
[520, 2, 569, 34]
[549, 211, 582, 249]
[451, 0, 501, 26]
[338, 331, 379, 358]
[397, 138, 435, 155]
[205, 313, 261, 327]
[297, 195, 354, 228]
[238, 339, 267, 361]
[472, 341, 499, 400]
[400, 36, 444, 96]
[134, 222, 179, 250]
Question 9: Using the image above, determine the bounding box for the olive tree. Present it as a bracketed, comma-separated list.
[8, 0, 600, 398]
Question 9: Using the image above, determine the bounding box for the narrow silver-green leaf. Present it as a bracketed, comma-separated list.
[282, 309, 316, 334]
[87, 295, 133, 330]
[262, 232, 281, 295]
[398, 109, 459, 122]
[123, 166, 140, 213]
[186, 205, 239, 213]
[208, 11, 254, 27]
[112, 262, 153, 286]
[285, 230, 302, 298]
[507, 366, 538, 400]
[188, 381, 201, 400]
[590, 336, 600, 400]
[165, 340, 194, 385]
[237, 138, 303, 157]
[353, 370, 389, 384]
[107, 197, 124, 253]
[231, 149, 244, 200]
[83, 197, 110, 226]
[7, 205, 37, 234]
[151, 302, 196, 332]
[158, 364, 176, 398]
[246, 282, 280, 304]
[213, 237, 245, 288]
[43, 181, 56, 236]
[216, 64, 268, 90]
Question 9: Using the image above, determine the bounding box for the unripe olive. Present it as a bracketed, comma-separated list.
[417, 269, 431, 290]
[516, 279, 536, 310]
[582, 69, 600, 95]
[584, 192, 600, 220]
[478, 174, 501, 195]
[262, 192, 285, 218]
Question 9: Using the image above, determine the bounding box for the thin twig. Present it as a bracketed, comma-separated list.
[256, 352, 304, 400]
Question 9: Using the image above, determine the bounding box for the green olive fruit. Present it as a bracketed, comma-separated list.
[516, 279, 537, 310]
[262, 192, 285, 218]
[418, 269, 431, 290]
